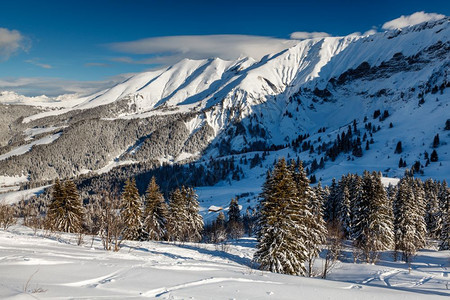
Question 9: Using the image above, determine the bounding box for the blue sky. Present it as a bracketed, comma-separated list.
[0, 0, 448, 96]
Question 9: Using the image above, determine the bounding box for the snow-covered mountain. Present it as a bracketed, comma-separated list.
[0, 18, 449, 193]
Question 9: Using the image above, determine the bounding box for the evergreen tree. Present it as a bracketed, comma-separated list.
[120, 178, 143, 240]
[394, 177, 426, 262]
[183, 186, 204, 242]
[167, 188, 188, 242]
[424, 179, 441, 239]
[433, 134, 440, 148]
[227, 197, 244, 239]
[394, 141, 402, 154]
[209, 212, 227, 243]
[430, 150, 438, 162]
[63, 180, 84, 233]
[353, 172, 393, 263]
[143, 177, 168, 241]
[439, 182, 450, 250]
[46, 179, 65, 231]
[254, 158, 308, 275]
[324, 178, 339, 223]
[338, 185, 352, 238]
[292, 161, 327, 277]
[46, 179, 83, 233]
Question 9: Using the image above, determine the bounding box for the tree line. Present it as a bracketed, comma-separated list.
[253, 158, 449, 277]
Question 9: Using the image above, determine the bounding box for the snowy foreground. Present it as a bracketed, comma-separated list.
[0, 225, 449, 299]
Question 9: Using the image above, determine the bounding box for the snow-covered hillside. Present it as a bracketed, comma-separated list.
[0, 18, 449, 192]
[0, 225, 448, 299]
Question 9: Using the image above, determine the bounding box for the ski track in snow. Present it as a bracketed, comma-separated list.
[141, 277, 283, 297]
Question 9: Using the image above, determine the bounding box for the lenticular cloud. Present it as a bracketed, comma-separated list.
[382, 11, 446, 30]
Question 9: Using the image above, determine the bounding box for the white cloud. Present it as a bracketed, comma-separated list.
[0, 28, 28, 60]
[362, 29, 378, 36]
[290, 31, 331, 40]
[108, 35, 298, 65]
[382, 11, 446, 30]
[0, 74, 132, 97]
[25, 59, 52, 69]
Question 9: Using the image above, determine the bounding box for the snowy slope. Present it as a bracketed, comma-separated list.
[0, 225, 448, 299]
[0, 18, 449, 191]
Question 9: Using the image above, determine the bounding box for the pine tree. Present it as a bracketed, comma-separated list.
[183, 186, 203, 242]
[143, 177, 168, 241]
[353, 172, 393, 263]
[254, 158, 308, 275]
[438, 182, 449, 250]
[338, 185, 352, 238]
[324, 178, 339, 223]
[430, 150, 438, 162]
[209, 212, 227, 243]
[46, 179, 65, 231]
[227, 197, 244, 239]
[167, 188, 188, 242]
[46, 179, 83, 233]
[292, 162, 327, 277]
[394, 177, 426, 262]
[120, 178, 143, 240]
[394, 141, 402, 154]
[424, 179, 441, 239]
[63, 180, 84, 233]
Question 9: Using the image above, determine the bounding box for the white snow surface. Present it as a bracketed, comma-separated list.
[0, 133, 62, 161]
[0, 225, 448, 299]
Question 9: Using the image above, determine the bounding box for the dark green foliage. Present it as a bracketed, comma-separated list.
[254, 158, 308, 275]
[120, 178, 143, 240]
[167, 188, 188, 242]
[352, 172, 393, 263]
[394, 177, 426, 262]
[167, 186, 203, 242]
[254, 159, 326, 276]
[445, 119, 450, 130]
[227, 198, 244, 239]
[46, 179, 84, 233]
[430, 150, 438, 162]
[394, 141, 402, 154]
[143, 177, 168, 241]
[432, 134, 440, 148]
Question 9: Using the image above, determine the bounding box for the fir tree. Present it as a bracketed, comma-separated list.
[46, 179, 65, 231]
[439, 182, 450, 250]
[394, 177, 426, 262]
[183, 186, 204, 242]
[394, 141, 402, 154]
[292, 161, 327, 277]
[120, 178, 143, 240]
[167, 188, 188, 242]
[63, 180, 84, 233]
[338, 185, 352, 238]
[227, 197, 244, 239]
[324, 178, 339, 223]
[424, 179, 441, 239]
[143, 176, 168, 241]
[46, 179, 84, 233]
[254, 158, 308, 275]
[430, 150, 438, 162]
[353, 172, 393, 263]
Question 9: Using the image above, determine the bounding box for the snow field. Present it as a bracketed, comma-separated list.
[0, 225, 448, 299]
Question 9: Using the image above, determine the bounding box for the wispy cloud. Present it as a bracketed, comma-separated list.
[382, 11, 446, 30]
[25, 59, 52, 69]
[107, 34, 297, 66]
[0, 74, 132, 97]
[0, 27, 28, 60]
[290, 31, 331, 40]
[84, 62, 110, 67]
